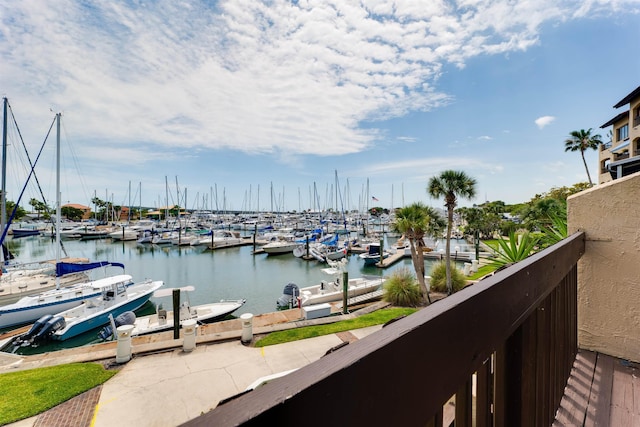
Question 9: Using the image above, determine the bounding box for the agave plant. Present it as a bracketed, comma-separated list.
[540, 211, 568, 248]
[491, 231, 539, 268]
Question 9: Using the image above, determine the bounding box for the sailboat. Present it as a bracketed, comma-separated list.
[0, 109, 153, 331]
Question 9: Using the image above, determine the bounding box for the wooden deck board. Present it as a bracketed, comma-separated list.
[553, 351, 596, 426]
[610, 358, 639, 426]
[554, 350, 640, 427]
[585, 352, 614, 426]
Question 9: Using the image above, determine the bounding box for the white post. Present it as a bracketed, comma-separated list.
[182, 319, 197, 352]
[115, 324, 134, 363]
[241, 313, 253, 343]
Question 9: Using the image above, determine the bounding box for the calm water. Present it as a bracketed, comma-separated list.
[3, 233, 466, 354]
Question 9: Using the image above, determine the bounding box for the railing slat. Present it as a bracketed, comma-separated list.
[475, 358, 493, 427]
[455, 378, 472, 427]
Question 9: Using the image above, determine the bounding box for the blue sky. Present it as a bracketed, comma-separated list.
[1, 1, 639, 213]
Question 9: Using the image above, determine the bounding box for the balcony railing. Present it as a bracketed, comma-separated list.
[185, 232, 585, 427]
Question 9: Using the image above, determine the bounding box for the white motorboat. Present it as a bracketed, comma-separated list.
[152, 231, 178, 245]
[109, 227, 139, 241]
[136, 230, 154, 244]
[262, 240, 299, 255]
[99, 286, 246, 338]
[276, 261, 384, 309]
[17, 277, 163, 343]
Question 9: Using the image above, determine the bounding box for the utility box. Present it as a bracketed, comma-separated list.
[302, 303, 331, 320]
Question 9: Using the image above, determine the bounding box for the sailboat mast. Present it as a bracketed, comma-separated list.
[55, 113, 62, 289]
[1, 98, 7, 251]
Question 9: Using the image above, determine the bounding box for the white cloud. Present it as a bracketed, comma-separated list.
[0, 0, 634, 161]
[535, 116, 556, 129]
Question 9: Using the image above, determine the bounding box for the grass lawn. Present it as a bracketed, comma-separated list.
[0, 362, 117, 425]
[254, 307, 417, 347]
[482, 239, 500, 251]
[466, 264, 498, 281]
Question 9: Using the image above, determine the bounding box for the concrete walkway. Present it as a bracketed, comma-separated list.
[3, 303, 388, 426]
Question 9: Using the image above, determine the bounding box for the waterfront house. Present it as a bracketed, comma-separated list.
[599, 84, 640, 182]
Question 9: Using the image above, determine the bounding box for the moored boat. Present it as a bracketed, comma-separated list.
[0, 262, 131, 329]
[98, 287, 246, 338]
[18, 277, 163, 343]
[358, 242, 391, 266]
[276, 261, 384, 309]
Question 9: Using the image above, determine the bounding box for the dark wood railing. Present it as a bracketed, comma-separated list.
[184, 232, 585, 427]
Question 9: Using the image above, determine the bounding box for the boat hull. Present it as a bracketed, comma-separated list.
[131, 299, 246, 336]
[300, 277, 383, 306]
[52, 280, 162, 341]
[0, 292, 98, 329]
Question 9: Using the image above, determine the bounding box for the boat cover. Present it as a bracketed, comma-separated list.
[56, 261, 125, 277]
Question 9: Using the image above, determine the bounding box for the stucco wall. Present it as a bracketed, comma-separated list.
[567, 172, 640, 363]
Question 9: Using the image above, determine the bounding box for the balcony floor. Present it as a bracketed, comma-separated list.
[554, 349, 639, 426]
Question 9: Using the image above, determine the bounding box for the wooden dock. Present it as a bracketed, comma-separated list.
[332, 289, 384, 309]
[375, 251, 404, 268]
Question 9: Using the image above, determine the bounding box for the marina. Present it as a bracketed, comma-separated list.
[0, 232, 442, 349]
[0, 230, 477, 354]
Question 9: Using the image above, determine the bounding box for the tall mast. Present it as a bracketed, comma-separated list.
[55, 113, 61, 289]
[1, 98, 7, 245]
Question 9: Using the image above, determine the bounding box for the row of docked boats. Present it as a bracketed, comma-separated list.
[1, 266, 247, 351]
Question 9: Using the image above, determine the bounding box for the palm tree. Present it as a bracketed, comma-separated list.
[427, 170, 477, 295]
[564, 129, 603, 186]
[392, 203, 446, 304]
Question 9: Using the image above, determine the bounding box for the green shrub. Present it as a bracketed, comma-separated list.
[429, 261, 466, 293]
[383, 267, 422, 306]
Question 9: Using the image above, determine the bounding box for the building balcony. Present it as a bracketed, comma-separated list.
[183, 232, 639, 426]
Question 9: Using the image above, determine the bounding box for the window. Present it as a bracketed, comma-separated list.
[617, 124, 629, 141]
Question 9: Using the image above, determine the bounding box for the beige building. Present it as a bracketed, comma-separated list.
[598, 84, 640, 183]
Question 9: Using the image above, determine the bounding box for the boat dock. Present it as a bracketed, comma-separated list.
[332, 289, 384, 309]
[373, 248, 486, 268]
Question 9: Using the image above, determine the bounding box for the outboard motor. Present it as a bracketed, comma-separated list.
[276, 282, 300, 310]
[33, 315, 66, 342]
[21, 314, 54, 341]
[98, 311, 136, 341]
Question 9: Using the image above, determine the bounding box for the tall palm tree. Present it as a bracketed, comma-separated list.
[392, 203, 446, 304]
[427, 170, 477, 295]
[564, 129, 603, 186]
